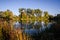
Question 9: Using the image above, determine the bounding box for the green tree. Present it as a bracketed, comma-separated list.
[43, 11, 49, 24]
[19, 8, 29, 23]
[19, 8, 25, 20]
[27, 8, 32, 14]
[2, 10, 13, 21]
[31, 9, 35, 15]
[34, 9, 42, 17]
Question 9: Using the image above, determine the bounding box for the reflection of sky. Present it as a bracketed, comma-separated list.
[0, 0, 60, 16]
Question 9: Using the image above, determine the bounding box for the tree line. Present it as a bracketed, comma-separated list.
[0, 8, 53, 22]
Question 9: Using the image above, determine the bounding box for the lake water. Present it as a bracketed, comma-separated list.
[13, 21, 60, 40]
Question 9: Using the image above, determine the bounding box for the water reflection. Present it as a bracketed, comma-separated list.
[14, 21, 49, 29]
[13, 20, 56, 40]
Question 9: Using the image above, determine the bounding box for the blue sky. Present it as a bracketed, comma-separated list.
[0, 0, 60, 16]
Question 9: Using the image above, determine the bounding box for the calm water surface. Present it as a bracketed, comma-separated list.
[13, 21, 60, 40]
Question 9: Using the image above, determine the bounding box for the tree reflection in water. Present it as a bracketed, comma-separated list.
[13, 20, 60, 40]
